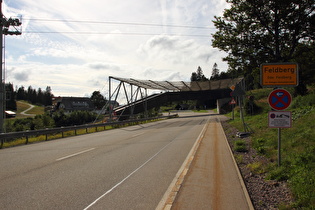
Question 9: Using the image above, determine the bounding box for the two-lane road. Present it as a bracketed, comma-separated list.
[0, 111, 211, 209]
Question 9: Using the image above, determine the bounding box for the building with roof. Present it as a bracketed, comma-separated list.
[52, 97, 95, 113]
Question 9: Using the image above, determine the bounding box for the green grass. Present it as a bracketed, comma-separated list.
[247, 161, 266, 174]
[227, 88, 315, 208]
[193, 109, 208, 113]
[1, 119, 162, 148]
[15, 101, 44, 118]
[234, 139, 248, 152]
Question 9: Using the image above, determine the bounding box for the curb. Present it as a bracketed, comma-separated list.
[155, 119, 209, 210]
[218, 118, 255, 210]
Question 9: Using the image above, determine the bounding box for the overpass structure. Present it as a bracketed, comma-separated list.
[106, 76, 245, 120]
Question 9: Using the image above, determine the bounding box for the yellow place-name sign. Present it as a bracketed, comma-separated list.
[260, 63, 298, 87]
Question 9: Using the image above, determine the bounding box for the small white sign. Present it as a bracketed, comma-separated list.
[268, 111, 292, 128]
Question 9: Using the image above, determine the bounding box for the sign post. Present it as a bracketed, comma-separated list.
[267, 89, 292, 167]
[229, 85, 236, 120]
[229, 98, 236, 120]
[261, 63, 298, 167]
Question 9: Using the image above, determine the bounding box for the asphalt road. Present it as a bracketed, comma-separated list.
[0, 111, 210, 210]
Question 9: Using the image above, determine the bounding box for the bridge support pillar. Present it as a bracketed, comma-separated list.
[217, 98, 231, 114]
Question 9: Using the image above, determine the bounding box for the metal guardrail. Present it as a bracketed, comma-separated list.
[0, 114, 178, 149]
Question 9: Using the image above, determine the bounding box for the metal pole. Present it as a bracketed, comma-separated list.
[232, 104, 234, 120]
[278, 128, 281, 166]
[109, 77, 112, 120]
[0, 0, 4, 134]
[239, 96, 246, 132]
[145, 88, 148, 118]
[131, 85, 133, 102]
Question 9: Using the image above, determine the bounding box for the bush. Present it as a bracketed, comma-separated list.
[266, 165, 289, 181]
[253, 138, 267, 155]
[244, 96, 262, 115]
[248, 88, 272, 100]
[52, 111, 97, 127]
[234, 140, 248, 152]
[247, 162, 265, 174]
[291, 93, 315, 108]
[5, 111, 96, 132]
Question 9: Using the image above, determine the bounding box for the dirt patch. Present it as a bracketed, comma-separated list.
[221, 120, 294, 209]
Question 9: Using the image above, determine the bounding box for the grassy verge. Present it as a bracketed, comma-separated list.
[2, 119, 163, 148]
[228, 88, 315, 208]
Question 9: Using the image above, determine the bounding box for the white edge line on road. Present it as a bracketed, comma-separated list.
[132, 132, 145, 138]
[83, 140, 174, 210]
[56, 148, 95, 161]
[155, 118, 209, 210]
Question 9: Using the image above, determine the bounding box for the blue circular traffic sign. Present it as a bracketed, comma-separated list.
[268, 89, 292, 110]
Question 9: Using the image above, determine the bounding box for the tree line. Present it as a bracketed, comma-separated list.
[190, 64, 229, 82]
[5, 111, 97, 132]
[5, 83, 54, 111]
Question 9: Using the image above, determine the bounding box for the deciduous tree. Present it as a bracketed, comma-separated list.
[212, 0, 315, 89]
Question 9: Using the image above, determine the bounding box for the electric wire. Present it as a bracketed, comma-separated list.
[25, 18, 215, 29]
[22, 31, 210, 37]
[22, 18, 214, 37]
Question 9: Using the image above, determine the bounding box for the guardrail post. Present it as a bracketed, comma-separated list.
[25, 130, 29, 144]
[45, 128, 48, 141]
[61, 127, 64, 138]
[86, 127, 88, 133]
[0, 138, 3, 148]
[74, 126, 77, 135]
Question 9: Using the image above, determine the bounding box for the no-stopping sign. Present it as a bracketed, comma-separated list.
[268, 89, 292, 110]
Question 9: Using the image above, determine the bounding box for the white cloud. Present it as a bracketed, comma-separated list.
[3, 0, 229, 98]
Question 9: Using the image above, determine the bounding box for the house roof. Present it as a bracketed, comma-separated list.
[54, 97, 94, 111]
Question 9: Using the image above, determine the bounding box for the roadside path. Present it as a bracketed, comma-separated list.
[19, 102, 36, 116]
[159, 112, 254, 210]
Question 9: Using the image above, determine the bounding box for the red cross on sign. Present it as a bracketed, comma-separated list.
[268, 89, 292, 110]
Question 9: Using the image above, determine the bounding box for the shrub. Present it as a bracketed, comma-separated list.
[247, 162, 265, 174]
[266, 165, 290, 181]
[244, 96, 262, 115]
[52, 111, 97, 127]
[234, 139, 248, 152]
[291, 93, 315, 108]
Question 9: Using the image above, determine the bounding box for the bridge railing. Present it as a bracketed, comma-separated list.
[0, 114, 178, 149]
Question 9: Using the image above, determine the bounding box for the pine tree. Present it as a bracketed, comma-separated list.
[211, 63, 220, 80]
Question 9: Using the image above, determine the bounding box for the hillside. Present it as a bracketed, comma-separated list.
[225, 87, 315, 209]
[15, 101, 45, 118]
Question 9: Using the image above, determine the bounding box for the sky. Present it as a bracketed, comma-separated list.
[2, 0, 229, 98]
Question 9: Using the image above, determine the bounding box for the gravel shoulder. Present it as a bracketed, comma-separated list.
[221, 120, 294, 209]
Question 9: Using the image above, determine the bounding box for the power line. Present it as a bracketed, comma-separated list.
[23, 31, 211, 37]
[25, 18, 215, 30]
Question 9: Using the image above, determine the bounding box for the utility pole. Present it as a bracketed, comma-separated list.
[0, 0, 22, 133]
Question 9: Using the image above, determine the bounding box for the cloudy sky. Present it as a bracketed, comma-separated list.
[2, 0, 229, 97]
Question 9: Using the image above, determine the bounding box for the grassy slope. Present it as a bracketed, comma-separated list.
[15, 101, 44, 118]
[229, 88, 315, 208]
